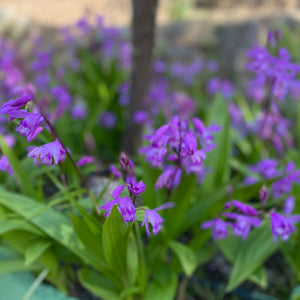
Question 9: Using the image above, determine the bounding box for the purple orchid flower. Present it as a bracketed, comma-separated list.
[224, 200, 258, 216]
[141, 202, 175, 235]
[109, 165, 121, 179]
[15, 112, 44, 142]
[0, 155, 13, 175]
[77, 156, 94, 167]
[131, 181, 146, 195]
[201, 218, 231, 239]
[0, 95, 32, 115]
[270, 212, 300, 242]
[222, 212, 261, 240]
[99, 185, 135, 223]
[28, 139, 66, 166]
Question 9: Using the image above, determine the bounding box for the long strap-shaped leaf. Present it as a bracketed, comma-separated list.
[0, 189, 105, 269]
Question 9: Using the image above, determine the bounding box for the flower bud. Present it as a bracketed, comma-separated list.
[259, 185, 268, 208]
[119, 152, 129, 170]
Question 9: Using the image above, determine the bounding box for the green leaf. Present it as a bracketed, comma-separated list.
[291, 285, 300, 300]
[249, 267, 267, 289]
[25, 240, 52, 266]
[183, 185, 227, 231]
[0, 219, 44, 236]
[217, 234, 243, 263]
[165, 173, 197, 238]
[0, 136, 35, 197]
[169, 240, 198, 276]
[145, 273, 178, 300]
[71, 214, 105, 268]
[0, 259, 41, 275]
[126, 233, 138, 286]
[78, 268, 119, 300]
[226, 221, 279, 292]
[0, 189, 99, 268]
[102, 206, 130, 285]
[204, 94, 231, 192]
[135, 210, 145, 222]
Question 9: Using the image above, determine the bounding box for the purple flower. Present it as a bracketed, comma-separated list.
[109, 165, 121, 179]
[270, 212, 300, 242]
[224, 200, 258, 216]
[133, 110, 149, 124]
[0, 95, 32, 115]
[154, 60, 166, 73]
[259, 185, 268, 208]
[181, 131, 197, 156]
[185, 150, 206, 173]
[283, 196, 295, 215]
[271, 165, 300, 198]
[141, 202, 175, 235]
[33, 73, 50, 91]
[31, 50, 52, 72]
[155, 166, 182, 190]
[15, 113, 44, 142]
[222, 212, 261, 240]
[246, 44, 300, 101]
[0, 155, 13, 175]
[28, 139, 66, 166]
[131, 181, 145, 195]
[142, 210, 164, 235]
[267, 30, 281, 47]
[201, 218, 231, 239]
[71, 102, 87, 120]
[51, 86, 71, 106]
[99, 111, 117, 129]
[77, 156, 94, 167]
[99, 185, 135, 223]
[119, 152, 134, 172]
[144, 147, 167, 168]
[206, 78, 234, 99]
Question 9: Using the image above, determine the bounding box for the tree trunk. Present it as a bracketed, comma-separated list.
[122, 0, 158, 156]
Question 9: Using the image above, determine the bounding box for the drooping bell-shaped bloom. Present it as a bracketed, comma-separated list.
[15, 112, 44, 142]
[201, 218, 231, 239]
[28, 139, 66, 166]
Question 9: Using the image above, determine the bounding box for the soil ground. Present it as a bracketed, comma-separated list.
[0, 0, 300, 28]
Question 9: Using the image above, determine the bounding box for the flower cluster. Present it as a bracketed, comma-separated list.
[202, 195, 300, 242]
[206, 77, 234, 100]
[0, 95, 66, 166]
[246, 37, 300, 102]
[100, 153, 174, 235]
[244, 159, 300, 199]
[141, 115, 220, 190]
[202, 159, 300, 242]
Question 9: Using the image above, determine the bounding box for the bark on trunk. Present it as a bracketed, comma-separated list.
[122, 0, 158, 156]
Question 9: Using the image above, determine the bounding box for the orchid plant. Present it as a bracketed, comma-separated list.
[0, 15, 300, 300]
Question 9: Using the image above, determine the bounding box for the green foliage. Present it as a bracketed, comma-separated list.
[169, 240, 198, 277]
[226, 222, 279, 292]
